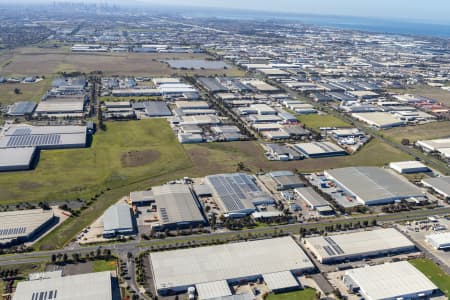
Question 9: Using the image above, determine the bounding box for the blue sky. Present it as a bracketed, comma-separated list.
[3, 0, 450, 23]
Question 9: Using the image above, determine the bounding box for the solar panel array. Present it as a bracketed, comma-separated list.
[0, 227, 26, 236]
[12, 127, 32, 135]
[322, 237, 345, 256]
[31, 289, 58, 300]
[208, 174, 261, 212]
[6, 134, 61, 147]
[159, 208, 170, 224]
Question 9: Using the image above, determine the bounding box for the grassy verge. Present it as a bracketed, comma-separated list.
[266, 288, 317, 300]
[409, 258, 450, 297]
[383, 121, 450, 143]
[0, 78, 52, 105]
[93, 259, 117, 272]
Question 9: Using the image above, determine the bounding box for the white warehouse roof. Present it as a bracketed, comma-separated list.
[343, 261, 437, 300]
[425, 232, 450, 249]
[196, 280, 232, 300]
[150, 237, 314, 293]
[389, 161, 430, 174]
[0, 147, 36, 171]
[13, 271, 116, 300]
[304, 228, 415, 263]
[263, 271, 299, 292]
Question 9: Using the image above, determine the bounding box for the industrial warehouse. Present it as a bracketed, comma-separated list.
[343, 261, 438, 300]
[204, 173, 276, 217]
[147, 184, 206, 230]
[102, 204, 134, 238]
[324, 167, 426, 205]
[0, 124, 88, 149]
[425, 232, 450, 250]
[150, 237, 314, 295]
[303, 228, 415, 263]
[0, 147, 37, 171]
[421, 176, 450, 200]
[13, 271, 120, 300]
[0, 209, 56, 246]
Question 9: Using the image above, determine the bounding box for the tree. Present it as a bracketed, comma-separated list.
[401, 138, 410, 146]
[14, 88, 21, 94]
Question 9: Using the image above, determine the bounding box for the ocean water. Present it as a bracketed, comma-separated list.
[179, 8, 450, 38]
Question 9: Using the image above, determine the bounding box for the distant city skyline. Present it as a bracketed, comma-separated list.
[1, 0, 450, 24]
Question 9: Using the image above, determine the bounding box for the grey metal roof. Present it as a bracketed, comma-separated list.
[0, 209, 54, 244]
[325, 167, 424, 205]
[152, 185, 205, 226]
[13, 271, 114, 300]
[103, 204, 133, 234]
[8, 101, 37, 115]
[143, 101, 172, 117]
[295, 187, 329, 208]
[197, 77, 228, 93]
[0, 147, 36, 170]
[422, 176, 450, 197]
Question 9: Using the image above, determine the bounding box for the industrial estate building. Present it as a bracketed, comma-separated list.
[103, 204, 134, 238]
[343, 261, 438, 300]
[421, 176, 450, 200]
[294, 187, 333, 214]
[269, 171, 305, 190]
[0, 147, 37, 171]
[150, 237, 314, 295]
[0, 125, 87, 149]
[150, 185, 206, 230]
[0, 209, 56, 246]
[425, 232, 450, 250]
[294, 142, 347, 158]
[324, 167, 425, 205]
[205, 173, 275, 217]
[303, 228, 415, 263]
[389, 161, 430, 174]
[13, 271, 120, 300]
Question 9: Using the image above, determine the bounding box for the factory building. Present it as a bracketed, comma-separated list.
[425, 232, 450, 250]
[0, 147, 37, 172]
[263, 271, 300, 294]
[294, 187, 333, 214]
[0, 124, 87, 149]
[205, 173, 276, 217]
[324, 167, 425, 205]
[421, 177, 450, 200]
[352, 112, 405, 129]
[294, 142, 347, 158]
[7, 101, 37, 116]
[0, 209, 56, 246]
[264, 144, 304, 161]
[343, 261, 438, 300]
[103, 204, 134, 238]
[13, 271, 120, 300]
[132, 101, 172, 117]
[150, 185, 206, 230]
[389, 161, 430, 174]
[150, 237, 315, 295]
[269, 171, 306, 190]
[303, 228, 415, 264]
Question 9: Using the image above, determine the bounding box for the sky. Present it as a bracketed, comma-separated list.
[2, 0, 450, 24]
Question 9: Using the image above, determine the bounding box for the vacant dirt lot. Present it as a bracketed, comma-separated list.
[121, 149, 161, 167]
[0, 47, 244, 77]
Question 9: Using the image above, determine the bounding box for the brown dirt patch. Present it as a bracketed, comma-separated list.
[121, 150, 161, 167]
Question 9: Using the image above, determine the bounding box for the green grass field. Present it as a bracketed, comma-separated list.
[185, 138, 412, 174]
[296, 114, 351, 131]
[0, 78, 52, 105]
[266, 288, 317, 300]
[409, 258, 450, 297]
[93, 259, 117, 272]
[383, 121, 450, 143]
[0, 119, 192, 204]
